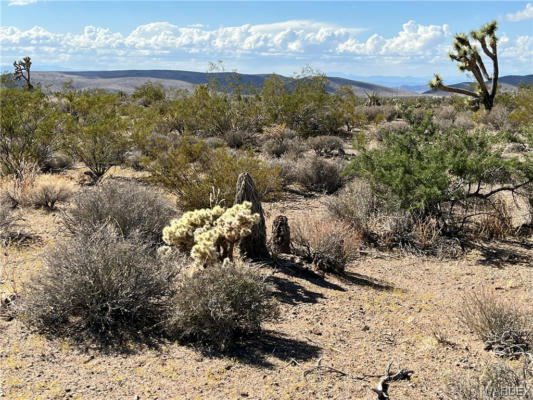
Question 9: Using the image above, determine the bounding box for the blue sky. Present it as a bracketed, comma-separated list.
[1, 1, 532, 81]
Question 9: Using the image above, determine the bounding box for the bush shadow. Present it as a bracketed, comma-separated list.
[201, 330, 322, 369]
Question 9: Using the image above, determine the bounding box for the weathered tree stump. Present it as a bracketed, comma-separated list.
[234, 172, 269, 259]
[271, 215, 291, 254]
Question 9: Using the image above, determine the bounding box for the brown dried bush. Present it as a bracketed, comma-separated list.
[459, 290, 532, 358]
[291, 213, 359, 273]
[28, 175, 74, 211]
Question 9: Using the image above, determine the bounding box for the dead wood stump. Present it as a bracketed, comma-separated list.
[234, 172, 269, 259]
[271, 215, 291, 254]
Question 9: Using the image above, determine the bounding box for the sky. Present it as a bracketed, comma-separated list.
[0, 1, 532, 82]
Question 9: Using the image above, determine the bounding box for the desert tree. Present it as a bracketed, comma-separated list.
[13, 57, 34, 90]
[429, 21, 499, 111]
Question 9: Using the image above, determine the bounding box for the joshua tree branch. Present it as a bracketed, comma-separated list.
[434, 83, 478, 98]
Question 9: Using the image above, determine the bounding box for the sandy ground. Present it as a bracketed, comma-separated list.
[1, 174, 532, 400]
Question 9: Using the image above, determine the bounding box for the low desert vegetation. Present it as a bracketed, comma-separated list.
[459, 290, 532, 358]
[165, 262, 279, 350]
[2, 29, 533, 398]
[62, 180, 176, 245]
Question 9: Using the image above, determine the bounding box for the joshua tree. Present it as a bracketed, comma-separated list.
[13, 56, 34, 90]
[429, 21, 499, 111]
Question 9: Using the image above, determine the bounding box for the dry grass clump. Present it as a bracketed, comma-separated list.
[62, 180, 176, 245]
[165, 262, 279, 350]
[293, 156, 344, 194]
[28, 174, 74, 211]
[291, 213, 359, 273]
[446, 357, 532, 400]
[459, 290, 532, 358]
[20, 224, 181, 345]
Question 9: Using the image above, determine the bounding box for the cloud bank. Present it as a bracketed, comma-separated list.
[0, 19, 531, 76]
[506, 3, 533, 22]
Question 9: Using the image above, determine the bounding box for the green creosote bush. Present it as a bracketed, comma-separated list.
[62, 180, 176, 246]
[162, 201, 259, 267]
[345, 117, 533, 228]
[0, 87, 58, 178]
[145, 136, 283, 210]
[165, 261, 279, 350]
[61, 91, 129, 183]
[20, 224, 181, 345]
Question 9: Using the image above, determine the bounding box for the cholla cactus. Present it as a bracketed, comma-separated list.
[163, 201, 259, 267]
[429, 21, 499, 111]
[162, 205, 225, 251]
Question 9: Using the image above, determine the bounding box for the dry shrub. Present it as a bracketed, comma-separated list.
[21, 224, 181, 345]
[453, 112, 475, 130]
[62, 180, 176, 245]
[165, 262, 279, 350]
[0, 205, 21, 246]
[307, 135, 344, 156]
[28, 174, 74, 211]
[326, 180, 457, 256]
[266, 156, 298, 187]
[42, 152, 73, 173]
[459, 290, 532, 358]
[291, 213, 359, 273]
[481, 105, 510, 131]
[223, 130, 256, 149]
[374, 120, 410, 141]
[355, 105, 396, 124]
[470, 199, 515, 240]
[326, 179, 383, 237]
[262, 138, 290, 158]
[293, 156, 344, 194]
[0, 161, 39, 208]
[446, 357, 532, 400]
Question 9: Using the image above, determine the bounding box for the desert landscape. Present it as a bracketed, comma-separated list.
[1, 1, 533, 399]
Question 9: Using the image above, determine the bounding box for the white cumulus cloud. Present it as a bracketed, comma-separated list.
[0, 19, 530, 76]
[8, 0, 38, 6]
[506, 3, 533, 22]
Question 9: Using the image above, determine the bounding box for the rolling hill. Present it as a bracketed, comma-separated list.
[31, 70, 418, 97]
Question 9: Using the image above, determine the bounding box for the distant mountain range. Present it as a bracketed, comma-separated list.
[30, 70, 418, 97]
[423, 74, 533, 96]
[29, 70, 533, 97]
